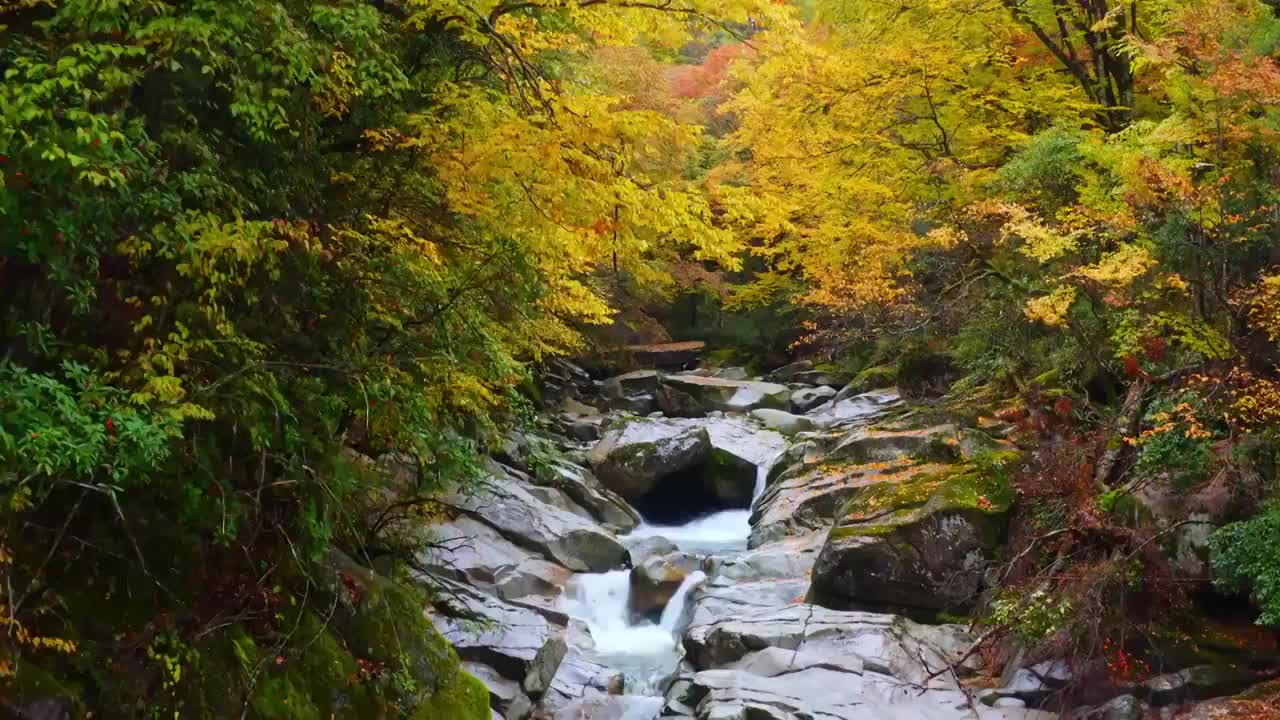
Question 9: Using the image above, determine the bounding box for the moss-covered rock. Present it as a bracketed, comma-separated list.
[810, 452, 1017, 614]
[847, 364, 897, 394]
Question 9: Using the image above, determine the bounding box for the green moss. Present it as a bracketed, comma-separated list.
[851, 364, 897, 392]
[834, 452, 1016, 543]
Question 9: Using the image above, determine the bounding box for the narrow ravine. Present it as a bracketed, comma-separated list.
[556, 460, 776, 700]
[423, 363, 1263, 720]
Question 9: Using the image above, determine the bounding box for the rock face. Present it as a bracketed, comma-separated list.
[677, 604, 1054, 720]
[629, 550, 703, 620]
[445, 478, 630, 573]
[528, 460, 642, 531]
[655, 375, 792, 417]
[749, 408, 817, 436]
[429, 578, 564, 684]
[810, 458, 1015, 612]
[587, 418, 711, 499]
[601, 369, 661, 400]
[790, 385, 836, 413]
[703, 417, 788, 503]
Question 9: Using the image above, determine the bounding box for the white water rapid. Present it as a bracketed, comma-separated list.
[558, 453, 782, 697]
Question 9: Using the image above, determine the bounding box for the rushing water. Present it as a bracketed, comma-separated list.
[558, 456, 780, 698]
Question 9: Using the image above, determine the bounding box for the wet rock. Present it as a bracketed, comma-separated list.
[464, 661, 522, 715]
[808, 388, 901, 426]
[422, 515, 571, 600]
[790, 385, 836, 413]
[629, 550, 703, 620]
[810, 459, 1014, 612]
[625, 535, 680, 565]
[749, 408, 817, 436]
[427, 578, 564, 684]
[525, 485, 596, 521]
[825, 423, 960, 464]
[791, 369, 852, 388]
[445, 479, 629, 572]
[1078, 694, 1145, 720]
[607, 393, 657, 414]
[529, 460, 641, 531]
[587, 418, 711, 499]
[1142, 664, 1258, 706]
[655, 375, 792, 417]
[683, 659, 1054, 720]
[763, 360, 813, 383]
[683, 603, 976, 680]
[749, 459, 953, 547]
[523, 634, 569, 699]
[566, 419, 600, 442]
[534, 651, 618, 718]
[704, 417, 788, 503]
[602, 370, 662, 399]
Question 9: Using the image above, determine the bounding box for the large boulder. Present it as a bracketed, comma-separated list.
[586, 418, 711, 499]
[445, 478, 629, 573]
[810, 456, 1016, 612]
[790, 369, 852, 388]
[683, 602, 975, 681]
[790, 386, 836, 413]
[600, 369, 661, 399]
[528, 459, 642, 531]
[428, 577, 565, 685]
[750, 459, 955, 548]
[808, 388, 901, 426]
[763, 360, 813, 383]
[421, 515, 572, 603]
[629, 550, 703, 620]
[655, 375, 791, 417]
[749, 408, 817, 436]
[703, 417, 788, 503]
[823, 423, 959, 464]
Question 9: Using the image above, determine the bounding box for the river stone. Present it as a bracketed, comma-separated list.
[625, 535, 679, 565]
[428, 578, 564, 683]
[531, 460, 642, 531]
[1078, 694, 1145, 720]
[810, 461, 1014, 612]
[445, 479, 629, 572]
[1142, 664, 1258, 706]
[808, 388, 901, 426]
[790, 386, 836, 414]
[422, 515, 574, 600]
[587, 418, 711, 499]
[683, 603, 975, 682]
[749, 408, 816, 436]
[607, 392, 657, 414]
[656, 375, 792, 417]
[629, 550, 703, 620]
[601, 369, 662, 399]
[824, 423, 960, 464]
[712, 366, 749, 381]
[790, 369, 852, 388]
[464, 661, 522, 714]
[763, 360, 813, 383]
[703, 417, 788, 503]
[750, 458, 954, 548]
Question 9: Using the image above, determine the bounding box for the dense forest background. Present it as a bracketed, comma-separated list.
[4, 0, 1280, 716]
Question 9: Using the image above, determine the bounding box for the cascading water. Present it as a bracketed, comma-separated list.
[557, 451, 782, 698]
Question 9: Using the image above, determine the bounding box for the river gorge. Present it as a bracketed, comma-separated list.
[404, 361, 1272, 720]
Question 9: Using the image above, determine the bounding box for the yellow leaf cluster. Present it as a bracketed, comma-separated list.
[1024, 285, 1078, 327]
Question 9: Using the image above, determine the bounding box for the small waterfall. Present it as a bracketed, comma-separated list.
[659, 570, 706, 631]
[752, 450, 783, 503]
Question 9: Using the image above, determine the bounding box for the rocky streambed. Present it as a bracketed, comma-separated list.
[416, 362, 1269, 720]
